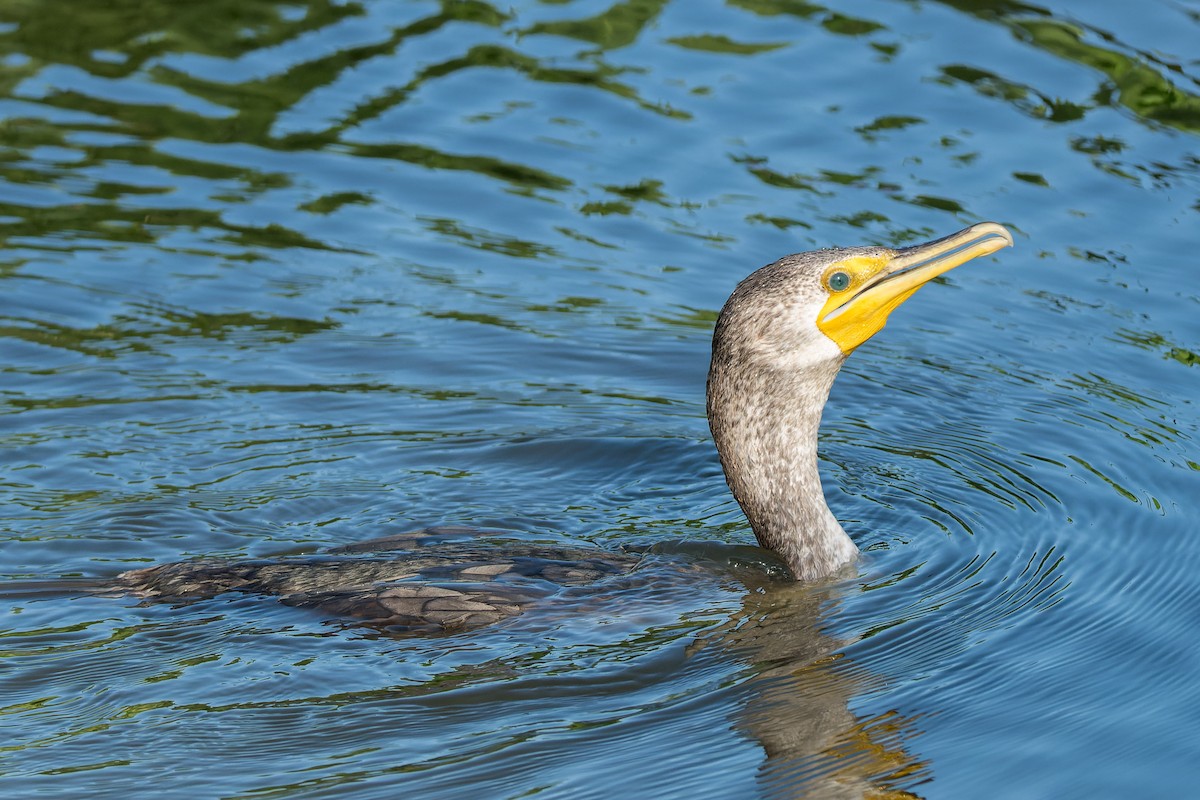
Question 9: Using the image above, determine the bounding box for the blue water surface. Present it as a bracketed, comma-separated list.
[1, 1, 1197, 798]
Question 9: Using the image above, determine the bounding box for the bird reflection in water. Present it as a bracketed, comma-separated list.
[715, 577, 929, 799]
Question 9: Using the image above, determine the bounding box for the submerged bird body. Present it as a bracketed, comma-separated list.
[116, 223, 1013, 629]
[116, 528, 642, 631]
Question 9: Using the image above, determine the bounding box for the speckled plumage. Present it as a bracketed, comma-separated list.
[707, 248, 883, 580]
[117, 528, 641, 632]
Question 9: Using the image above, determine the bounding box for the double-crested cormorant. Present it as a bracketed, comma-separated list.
[116, 223, 1013, 631]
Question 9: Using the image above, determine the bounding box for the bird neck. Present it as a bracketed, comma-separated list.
[707, 356, 858, 580]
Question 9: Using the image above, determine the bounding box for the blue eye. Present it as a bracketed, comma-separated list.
[828, 271, 851, 292]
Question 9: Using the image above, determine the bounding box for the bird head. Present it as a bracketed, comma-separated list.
[816, 222, 1014, 354]
[707, 222, 1014, 579]
[712, 222, 1014, 372]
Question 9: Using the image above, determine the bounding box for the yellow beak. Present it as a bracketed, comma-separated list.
[817, 222, 1014, 354]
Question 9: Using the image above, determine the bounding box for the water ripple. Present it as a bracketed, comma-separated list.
[2, 0, 1199, 797]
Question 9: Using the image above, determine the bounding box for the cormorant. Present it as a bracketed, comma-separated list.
[115, 222, 1013, 632]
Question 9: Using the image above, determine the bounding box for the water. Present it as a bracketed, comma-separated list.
[1, 0, 1197, 797]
